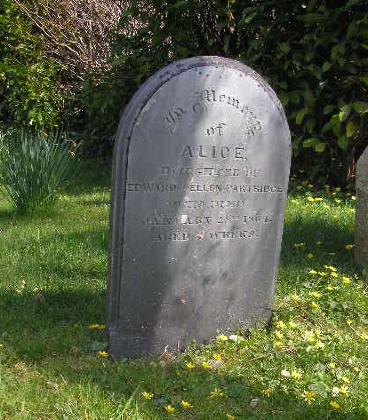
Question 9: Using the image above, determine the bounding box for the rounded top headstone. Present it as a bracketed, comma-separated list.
[108, 56, 291, 359]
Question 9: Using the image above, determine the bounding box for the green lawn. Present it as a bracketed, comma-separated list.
[0, 161, 367, 419]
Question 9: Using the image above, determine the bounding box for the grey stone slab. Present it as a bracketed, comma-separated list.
[107, 56, 291, 359]
[355, 147, 368, 266]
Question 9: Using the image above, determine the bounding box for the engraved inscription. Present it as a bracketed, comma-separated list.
[161, 88, 262, 136]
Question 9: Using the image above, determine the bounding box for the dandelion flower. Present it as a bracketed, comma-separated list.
[346, 319, 353, 326]
[330, 401, 340, 410]
[339, 385, 349, 395]
[186, 362, 195, 370]
[165, 405, 175, 414]
[342, 277, 351, 285]
[261, 388, 272, 397]
[345, 244, 354, 250]
[302, 390, 315, 404]
[276, 320, 287, 330]
[291, 370, 302, 380]
[180, 400, 192, 409]
[210, 388, 224, 398]
[309, 291, 322, 298]
[310, 301, 320, 311]
[341, 376, 350, 384]
[289, 321, 298, 329]
[97, 351, 108, 358]
[226, 415, 235, 420]
[142, 391, 154, 400]
[217, 334, 228, 342]
[328, 362, 336, 370]
[275, 331, 284, 340]
[330, 272, 339, 278]
[309, 269, 318, 275]
[201, 361, 211, 369]
[213, 353, 222, 361]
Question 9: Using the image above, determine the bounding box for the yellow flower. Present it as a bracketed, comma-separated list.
[276, 320, 287, 329]
[334, 198, 342, 204]
[307, 253, 314, 259]
[202, 361, 211, 369]
[309, 269, 318, 275]
[142, 391, 154, 400]
[353, 366, 361, 372]
[324, 265, 337, 271]
[304, 330, 316, 343]
[330, 401, 340, 410]
[310, 301, 320, 311]
[180, 400, 192, 409]
[318, 271, 327, 277]
[294, 242, 306, 248]
[88, 324, 106, 330]
[342, 276, 351, 285]
[217, 334, 228, 342]
[291, 370, 302, 380]
[210, 388, 224, 398]
[261, 388, 272, 397]
[97, 351, 108, 358]
[288, 321, 297, 329]
[302, 390, 315, 404]
[309, 291, 322, 298]
[307, 196, 315, 203]
[346, 319, 353, 326]
[328, 362, 336, 370]
[226, 415, 235, 420]
[315, 340, 325, 349]
[339, 385, 349, 396]
[213, 353, 222, 361]
[326, 285, 335, 291]
[186, 362, 195, 370]
[165, 405, 175, 414]
[314, 197, 323, 202]
[290, 294, 301, 302]
[345, 244, 354, 250]
[274, 340, 284, 348]
[341, 376, 350, 384]
[275, 331, 284, 340]
[330, 272, 339, 278]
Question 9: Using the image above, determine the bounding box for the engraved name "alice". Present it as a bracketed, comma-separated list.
[182, 145, 247, 160]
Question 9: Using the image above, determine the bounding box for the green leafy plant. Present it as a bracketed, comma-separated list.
[80, 0, 368, 184]
[0, 130, 76, 213]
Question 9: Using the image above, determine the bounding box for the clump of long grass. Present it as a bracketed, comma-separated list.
[0, 130, 76, 213]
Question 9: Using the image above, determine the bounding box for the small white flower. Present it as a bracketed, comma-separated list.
[281, 369, 291, 378]
[332, 386, 340, 397]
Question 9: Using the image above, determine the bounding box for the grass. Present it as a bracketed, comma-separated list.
[0, 161, 367, 419]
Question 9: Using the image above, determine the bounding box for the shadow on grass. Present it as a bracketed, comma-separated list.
[0, 287, 363, 419]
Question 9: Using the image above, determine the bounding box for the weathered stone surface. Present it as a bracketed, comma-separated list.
[355, 147, 368, 266]
[107, 56, 291, 359]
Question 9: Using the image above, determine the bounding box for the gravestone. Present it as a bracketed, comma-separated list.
[355, 147, 368, 266]
[108, 56, 291, 360]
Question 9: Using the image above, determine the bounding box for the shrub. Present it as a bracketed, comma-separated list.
[80, 0, 368, 184]
[0, 130, 76, 213]
[0, 0, 62, 130]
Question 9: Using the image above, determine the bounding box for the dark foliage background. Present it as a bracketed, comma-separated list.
[1, 0, 367, 184]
